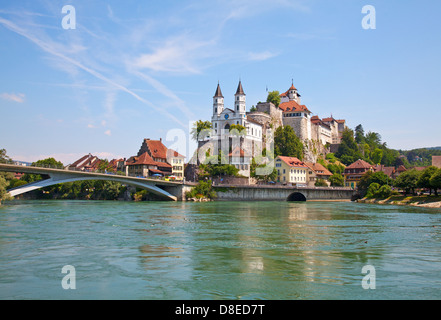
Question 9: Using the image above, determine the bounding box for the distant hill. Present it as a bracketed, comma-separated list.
[427, 146, 441, 150]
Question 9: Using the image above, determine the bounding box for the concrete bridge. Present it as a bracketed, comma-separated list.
[1, 164, 355, 202]
[213, 184, 356, 202]
[0, 163, 191, 201]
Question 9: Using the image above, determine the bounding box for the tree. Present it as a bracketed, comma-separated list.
[315, 179, 328, 187]
[0, 149, 12, 164]
[355, 124, 365, 144]
[358, 171, 392, 196]
[394, 169, 421, 195]
[274, 126, 303, 160]
[266, 91, 281, 107]
[0, 149, 14, 204]
[371, 148, 383, 165]
[366, 183, 380, 198]
[329, 174, 344, 187]
[418, 166, 438, 195]
[22, 158, 64, 183]
[229, 124, 246, 135]
[191, 120, 212, 141]
[429, 169, 441, 196]
[335, 128, 362, 165]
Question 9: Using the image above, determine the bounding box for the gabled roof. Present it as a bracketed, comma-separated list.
[214, 83, 223, 98]
[228, 146, 251, 158]
[144, 139, 168, 159]
[235, 80, 245, 95]
[126, 152, 157, 166]
[305, 162, 332, 176]
[167, 149, 185, 158]
[276, 156, 308, 168]
[279, 100, 311, 114]
[345, 159, 373, 170]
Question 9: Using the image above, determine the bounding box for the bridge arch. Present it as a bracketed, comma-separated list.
[287, 192, 307, 202]
[6, 173, 177, 201]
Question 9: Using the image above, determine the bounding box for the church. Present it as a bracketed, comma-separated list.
[210, 80, 263, 146]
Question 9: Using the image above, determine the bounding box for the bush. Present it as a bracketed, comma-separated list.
[376, 185, 393, 199]
[315, 179, 328, 187]
[366, 183, 380, 198]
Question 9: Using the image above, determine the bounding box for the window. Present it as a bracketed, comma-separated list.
[215, 108, 217, 113]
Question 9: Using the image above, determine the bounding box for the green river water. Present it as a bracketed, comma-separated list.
[0, 200, 440, 300]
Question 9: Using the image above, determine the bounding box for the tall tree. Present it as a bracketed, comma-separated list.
[418, 166, 439, 195]
[336, 128, 362, 165]
[191, 120, 212, 141]
[429, 169, 441, 196]
[266, 91, 281, 107]
[274, 126, 303, 160]
[355, 124, 365, 144]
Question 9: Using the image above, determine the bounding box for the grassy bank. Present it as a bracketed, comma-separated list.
[357, 195, 441, 208]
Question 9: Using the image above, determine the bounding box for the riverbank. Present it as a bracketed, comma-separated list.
[357, 195, 441, 208]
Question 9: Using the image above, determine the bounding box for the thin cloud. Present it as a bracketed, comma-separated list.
[0, 92, 25, 103]
[0, 16, 187, 128]
[248, 51, 279, 61]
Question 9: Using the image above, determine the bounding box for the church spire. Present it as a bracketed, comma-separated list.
[235, 80, 245, 96]
[214, 82, 223, 98]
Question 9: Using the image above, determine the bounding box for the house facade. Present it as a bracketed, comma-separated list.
[275, 156, 308, 185]
[343, 159, 374, 189]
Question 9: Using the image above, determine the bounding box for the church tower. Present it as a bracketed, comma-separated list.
[287, 82, 301, 104]
[234, 80, 246, 115]
[213, 82, 224, 116]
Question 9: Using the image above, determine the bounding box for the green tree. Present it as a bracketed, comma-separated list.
[366, 183, 380, 198]
[229, 124, 246, 135]
[186, 180, 216, 199]
[355, 124, 365, 144]
[371, 148, 383, 165]
[329, 174, 344, 187]
[315, 179, 328, 187]
[191, 120, 213, 141]
[358, 171, 392, 196]
[429, 169, 441, 196]
[418, 166, 438, 195]
[335, 128, 362, 165]
[266, 91, 281, 107]
[274, 126, 303, 160]
[394, 169, 421, 195]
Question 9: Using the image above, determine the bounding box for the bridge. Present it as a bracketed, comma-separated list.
[213, 184, 356, 202]
[0, 163, 189, 201]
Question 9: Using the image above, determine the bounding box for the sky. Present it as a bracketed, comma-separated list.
[0, 0, 440, 164]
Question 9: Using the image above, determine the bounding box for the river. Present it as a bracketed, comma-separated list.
[0, 200, 440, 300]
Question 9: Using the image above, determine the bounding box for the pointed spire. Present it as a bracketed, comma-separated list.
[235, 80, 245, 95]
[214, 82, 223, 98]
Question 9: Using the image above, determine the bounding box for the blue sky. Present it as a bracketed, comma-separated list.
[1, 0, 440, 164]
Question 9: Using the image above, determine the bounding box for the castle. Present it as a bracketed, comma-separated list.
[202, 80, 347, 176]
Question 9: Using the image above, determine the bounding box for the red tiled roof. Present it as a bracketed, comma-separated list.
[305, 162, 332, 176]
[277, 156, 308, 168]
[229, 146, 251, 158]
[145, 139, 168, 160]
[280, 84, 297, 97]
[167, 149, 185, 158]
[279, 100, 311, 114]
[126, 152, 157, 166]
[345, 159, 373, 170]
[322, 117, 336, 123]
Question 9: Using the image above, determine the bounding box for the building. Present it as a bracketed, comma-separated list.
[279, 83, 346, 148]
[275, 156, 308, 185]
[167, 149, 185, 180]
[305, 162, 333, 187]
[125, 152, 162, 178]
[67, 154, 102, 172]
[210, 81, 263, 149]
[432, 156, 441, 169]
[343, 159, 374, 189]
[229, 146, 252, 177]
[126, 138, 185, 180]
